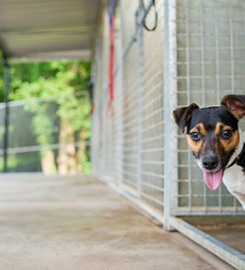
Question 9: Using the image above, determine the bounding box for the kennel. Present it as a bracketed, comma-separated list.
[92, 0, 245, 268]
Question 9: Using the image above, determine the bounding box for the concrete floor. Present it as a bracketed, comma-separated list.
[0, 174, 235, 270]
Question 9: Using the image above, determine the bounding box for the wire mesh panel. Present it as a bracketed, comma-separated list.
[0, 92, 91, 174]
[111, 72, 120, 182]
[103, 96, 113, 178]
[121, 0, 139, 50]
[101, 10, 110, 92]
[175, 0, 245, 214]
[122, 42, 138, 192]
[92, 5, 121, 183]
[139, 1, 165, 217]
[114, 5, 122, 70]
[92, 0, 166, 221]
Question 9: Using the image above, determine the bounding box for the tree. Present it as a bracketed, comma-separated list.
[1, 60, 91, 174]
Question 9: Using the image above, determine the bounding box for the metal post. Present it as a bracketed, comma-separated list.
[117, 0, 124, 188]
[3, 62, 10, 173]
[136, 4, 143, 197]
[102, 89, 106, 177]
[90, 69, 95, 173]
[163, 0, 177, 230]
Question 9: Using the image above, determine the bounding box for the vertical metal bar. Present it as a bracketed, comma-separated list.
[200, 0, 205, 109]
[117, 0, 124, 188]
[91, 105, 94, 173]
[109, 102, 113, 178]
[91, 65, 96, 174]
[199, 0, 206, 212]
[229, 0, 234, 95]
[214, 0, 222, 212]
[93, 74, 99, 174]
[163, 0, 177, 230]
[184, 0, 191, 213]
[214, 0, 220, 103]
[102, 89, 106, 177]
[3, 64, 10, 173]
[228, 0, 237, 212]
[97, 54, 103, 175]
[136, 4, 143, 197]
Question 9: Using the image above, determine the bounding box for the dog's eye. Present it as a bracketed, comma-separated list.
[190, 132, 200, 141]
[222, 130, 232, 139]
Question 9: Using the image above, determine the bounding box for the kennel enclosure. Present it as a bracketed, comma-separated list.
[92, 0, 245, 268]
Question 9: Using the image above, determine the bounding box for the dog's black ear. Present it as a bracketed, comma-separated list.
[221, 95, 245, 120]
[172, 103, 199, 133]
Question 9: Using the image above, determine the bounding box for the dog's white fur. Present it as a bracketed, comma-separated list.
[223, 130, 245, 210]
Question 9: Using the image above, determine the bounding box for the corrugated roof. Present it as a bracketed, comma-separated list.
[0, 0, 101, 62]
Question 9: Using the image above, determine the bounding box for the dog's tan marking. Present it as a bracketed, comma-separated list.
[187, 123, 239, 156]
[186, 123, 206, 155]
[214, 123, 224, 136]
[186, 134, 202, 154]
[220, 129, 240, 153]
[213, 123, 239, 153]
[189, 123, 206, 135]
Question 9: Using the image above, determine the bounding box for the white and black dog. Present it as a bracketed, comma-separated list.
[173, 94, 245, 210]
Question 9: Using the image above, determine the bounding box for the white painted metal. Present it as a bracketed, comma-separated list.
[117, 0, 124, 188]
[170, 217, 245, 270]
[136, 3, 143, 196]
[163, 0, 178, 230]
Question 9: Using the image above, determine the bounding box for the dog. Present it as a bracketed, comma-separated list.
[173, 94, 245, 210]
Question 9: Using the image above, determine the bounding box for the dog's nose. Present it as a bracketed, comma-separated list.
[202, 156, 218, 170]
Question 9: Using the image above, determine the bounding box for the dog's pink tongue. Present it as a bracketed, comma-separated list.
[203, 169, 223, 190]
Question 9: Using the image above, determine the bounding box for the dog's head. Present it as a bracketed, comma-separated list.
[173, 95, 245, 190]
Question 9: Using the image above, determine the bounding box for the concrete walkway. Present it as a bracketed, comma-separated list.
[0, 174, 234, 270]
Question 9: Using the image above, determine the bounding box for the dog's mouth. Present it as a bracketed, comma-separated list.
[203, 169, 223, 190]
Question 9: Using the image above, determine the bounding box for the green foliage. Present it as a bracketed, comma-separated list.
[2, 60, 92, 173]
[0, 65, 6, 102]
[56, 95, 91, 134]
[31, 106, 54, 145]
[0, 153, 18, 171]
[10, 60, 91, 145]
[9, 60, 91, 100]
[0, 60, 91, 102]
[80, 152, 91, 173]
